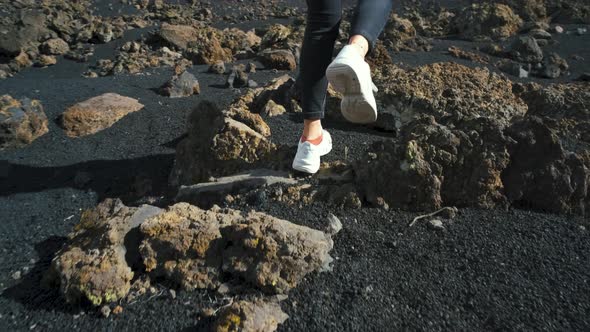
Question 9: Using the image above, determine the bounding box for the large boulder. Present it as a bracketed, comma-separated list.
[60, 93, 144, 137]
[452, 3, 523, 41]
[504, 83, 590, 214]
[0, 95, 48, 149]
[43, 199, 163, 306]
[373, 62, 527, 130]
[355, 62, 528, 211]
[169, 101, 275, 187]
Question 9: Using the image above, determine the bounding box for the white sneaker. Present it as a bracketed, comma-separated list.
[292, 130, 333, 174]
[326, 44, 378, 124]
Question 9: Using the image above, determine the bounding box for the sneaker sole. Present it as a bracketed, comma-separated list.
[326, 63, 377, 124]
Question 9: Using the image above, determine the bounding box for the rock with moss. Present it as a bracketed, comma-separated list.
[0, 95, 48, 149]
[169, 101, 276, 187]
[221, 210, 335, 293]
[211, 297, 289, 332]
[44, 199, 163, 306]
[452, 3, 523, 41]
[504, 82, 590, 214]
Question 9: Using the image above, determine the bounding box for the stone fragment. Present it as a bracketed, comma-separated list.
[169, 101, 275, 187]
[175, 169, 297, 208]
[325, 213, 343, 236]
[428, 219, 445, 231]
[208, 61, 226, 74]
[0, 95, 48, 149]
[160, 71, 200, 98]
[41, 38, 70, 55]
[43, 199, 163, 306]
[60, 93, 144, 137]
[510, 36, 543, 63]
[36, 55, 57, 67]
[212, 298, 288, 332]
[226, 65, 250, 88]
[258, 49, 296, 71]
[453, 3, 523, 41]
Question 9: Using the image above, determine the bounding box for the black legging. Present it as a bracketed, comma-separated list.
[298, 0, 393, 120]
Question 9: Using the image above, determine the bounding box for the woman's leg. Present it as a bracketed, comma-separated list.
[349, 0, 393, 57]
[298, 0, 342, 140]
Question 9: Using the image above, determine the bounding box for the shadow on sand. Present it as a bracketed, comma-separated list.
[0, 154, 176, 205]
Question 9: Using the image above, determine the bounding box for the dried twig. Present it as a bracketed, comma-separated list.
[408, 207, 456, 227]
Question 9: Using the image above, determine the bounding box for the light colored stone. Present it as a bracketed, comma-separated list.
[61, 93, 144, 137]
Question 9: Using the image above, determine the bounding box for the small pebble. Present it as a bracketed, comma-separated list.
[112, 305, 123, 315]
[100, 306, 111, 318]
[326, 213, 342, 235]
[217, 283, 230, 294]
[169, 289, 176, 299]
[428, 219, 445, 231]
[11, 271, 21, 280]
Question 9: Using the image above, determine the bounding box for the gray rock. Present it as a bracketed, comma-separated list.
[208, 61, 225, 74]
[0, 96, 48, 150]
[160, 71, 200, 98]
[576, 28, 587, 35]
[428, 219, 445, 230]
[510, 36, 543, 63]
[529, 29, 552, 39]
[100, 306, 111, 318]
[176, 169, 297, 208]
[226, 65, 249, 88]
[325, 213, 343, 236]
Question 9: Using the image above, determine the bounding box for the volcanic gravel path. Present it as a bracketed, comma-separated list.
[0, 0, 589, 331]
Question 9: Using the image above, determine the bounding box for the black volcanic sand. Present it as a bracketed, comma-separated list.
[1, 0, 590, 331]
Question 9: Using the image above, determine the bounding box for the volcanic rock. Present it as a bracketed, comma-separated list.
[220, 210, 334, 293]
[510, 36, 544, 63]
[40, 38, 69, 55]
[157, 23, 232, 65]
[505, 82, 590, 214]
[169, 101, 275, 187]
[43, 199, 163, 306]
[356, 63, 528, 210]
[176, 169, 297, 208]
[258, 49, 297, 71]
[0, 95, 48, 149]
[36, 55, 57, 67]
[226, 65, 250, 88]
[453, 3, 523, 41]
[382, 13, 431, 52]
[211, 298, 289, 332]
[208, 60, 226, 74]
[160, 71, 200, 98]
[60, 93, 145, 137]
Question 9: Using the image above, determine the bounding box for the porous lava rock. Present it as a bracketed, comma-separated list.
[0, 95, 48, 149]
[156, 23, 232, 65]
[43, 199, 163, 306]
[211, 297, 289, 332]
[452, 3, 523, 41]
[220, 209, 334, 294]
[159, 71, 200, 98]
[139, 203, 229, 291]
[60, 93, 145, 137]
[169, 101, 275, 187]
[504, 82, 590, 214]
[48, 200, 337, 308]
[356, 62, 528, 211]
[258, 49, 297, 71]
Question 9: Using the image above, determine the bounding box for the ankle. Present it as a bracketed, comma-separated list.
[303, 120, 323, 140]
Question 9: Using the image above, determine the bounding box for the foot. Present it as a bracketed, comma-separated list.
[326, 44, 378, 124]
[292, 130, 332, 174]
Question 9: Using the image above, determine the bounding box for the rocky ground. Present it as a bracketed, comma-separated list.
[1, 0, 589, 331]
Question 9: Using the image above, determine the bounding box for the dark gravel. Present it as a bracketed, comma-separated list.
[1, 0, 589, 331]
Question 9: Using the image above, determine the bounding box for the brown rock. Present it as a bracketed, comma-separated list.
[36, 55, 57, 67]
[43, 199, 163, 306]
[212, 298, 289, 332]
[453, 3, 523, 41]
[41, 38, 70, 55]
[169, 101, 275, 187]
[258, 49, 296, 71]
[0, 95, 48, 149]
[61, 93, 145, 137]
